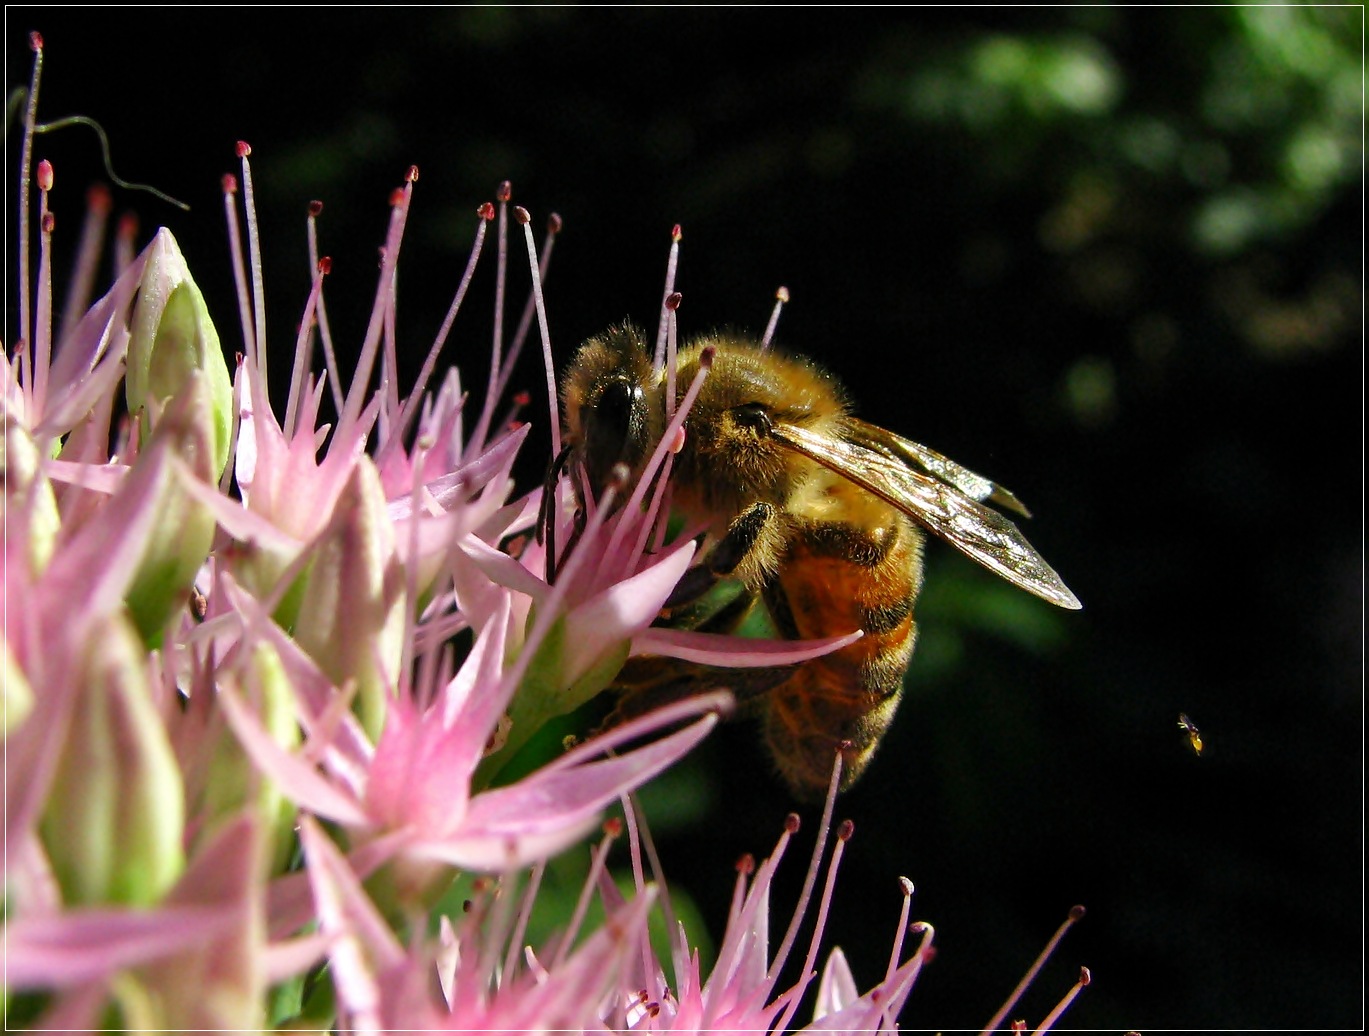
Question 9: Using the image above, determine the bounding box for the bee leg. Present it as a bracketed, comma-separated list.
[538, 443, 577, 582]
[664, 502, 774, 609]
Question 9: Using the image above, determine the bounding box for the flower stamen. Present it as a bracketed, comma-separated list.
[1031, 965, 1091, 1034]
[494, 212, 561, 405]
[772, 817, 855, 1034]
[235, 141, 268, 399]
[980, 904, 1088, 1036]
[652, 222, 683, 372]
[767, 747, 843, 985]
[760, 284, 790, 350]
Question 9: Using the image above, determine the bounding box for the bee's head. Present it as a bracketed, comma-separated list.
[561, 323, 663, 498]
[668, 337, 848, 518]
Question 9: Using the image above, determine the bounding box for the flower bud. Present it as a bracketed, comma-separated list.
[292, 457, 405, 740]
[125, 228, 233, 480]
[121, 372, 221, 645]
[0, 415, 60, 577]
[193, 642, 299, 876]
[40, 612, 185, 906]
[1, 634, 34, 734]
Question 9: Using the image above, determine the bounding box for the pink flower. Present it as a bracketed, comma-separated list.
[213, 571, 729, 883]
[3, 36, 1094, 1034]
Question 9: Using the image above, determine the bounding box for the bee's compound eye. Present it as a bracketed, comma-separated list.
[595, 378, 642, 440]
[732, 402, 773, 435]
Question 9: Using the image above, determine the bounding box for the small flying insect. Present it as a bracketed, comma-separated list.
[1178, 712, 1204, 756]
[557, 322, 1081, 798]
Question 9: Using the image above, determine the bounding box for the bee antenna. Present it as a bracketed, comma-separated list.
[760, 285, 790, 350]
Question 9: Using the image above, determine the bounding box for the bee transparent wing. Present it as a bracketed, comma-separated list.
[844, 417, 1032, 517]
[773, 422, 1082, 610]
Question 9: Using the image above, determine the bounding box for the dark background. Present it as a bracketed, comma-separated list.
[8, 9, 1361, 1032]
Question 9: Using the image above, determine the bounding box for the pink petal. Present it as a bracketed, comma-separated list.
[464, 712, 719, 837]
[409, 712, 719, 871]
[266, 832, 407, 942]
[6, 905, 236, 989]
[561, 539, 696, 681]
[217, 575, 374, 773]
[457, 531, 548, 600]
[436, 590, 512, 743]
[299, 818, 389, 1034]
[814, 946, 860, 1020]
[218, 683, 370, 827]
[40, 458, 127, 494]
[176, 462, 305, 553]
[540, 690, 732, 776]
[801, 950, 925, 1033]
[299, 816, 405, 973]
[365, 697, 472, 833]
[263, 931, 330, 984]
[634, 626, 863, 666]
[35, 430, 178, 640]
[39, 240, 151, 430]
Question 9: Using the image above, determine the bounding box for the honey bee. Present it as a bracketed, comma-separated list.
[557, 322, 1080, 798]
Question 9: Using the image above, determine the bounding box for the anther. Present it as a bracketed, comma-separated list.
[478, 201, 495, 220]
[235, 140, 251, 158]
[514, 205, 531, 225]
[497, 180, 512, 202]
[309, 200, 323, 217]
